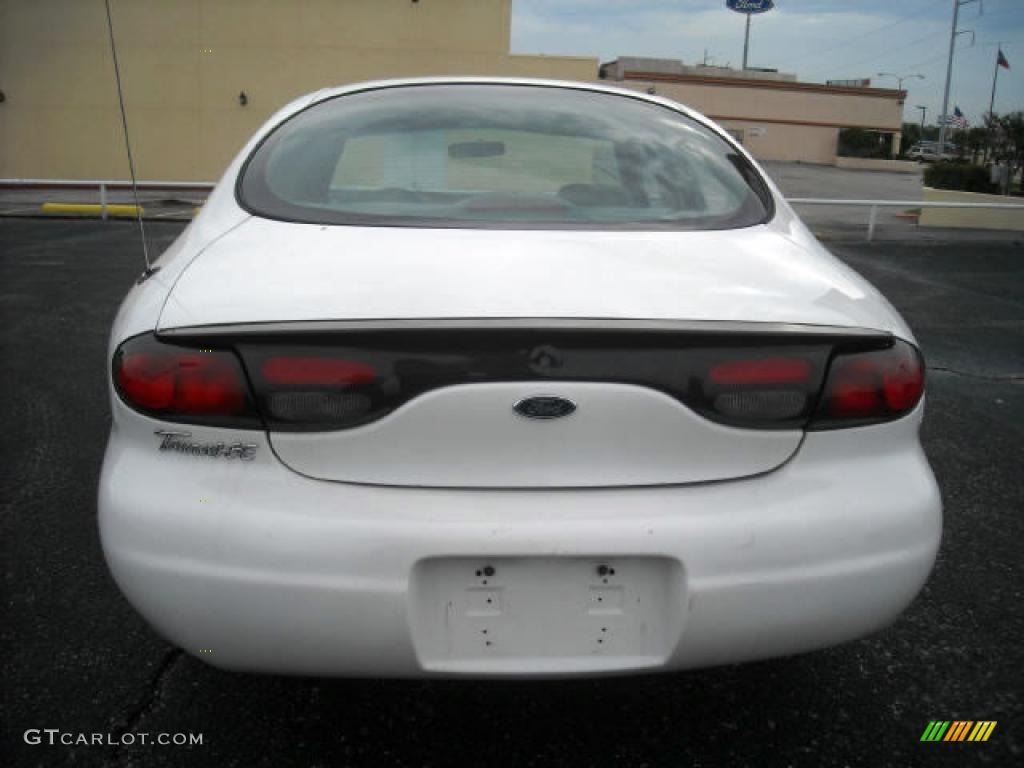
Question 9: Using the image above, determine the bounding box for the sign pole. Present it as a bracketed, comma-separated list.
[938, 0, 979, 155]
[726, 1, 774, 69]
[743, 13, 751, 70]
[937, 0, 959, 158]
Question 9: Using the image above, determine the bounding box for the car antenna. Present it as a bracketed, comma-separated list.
[103, 0, 155, 279]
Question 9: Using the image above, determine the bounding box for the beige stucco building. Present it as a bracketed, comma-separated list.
[0, 0, 595, 180]
[604, 61, 905, 165]
[0, 0, 905, 181]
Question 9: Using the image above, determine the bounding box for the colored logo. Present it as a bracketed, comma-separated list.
[920, 721, 997, 742]
[726, 0, 775, 14]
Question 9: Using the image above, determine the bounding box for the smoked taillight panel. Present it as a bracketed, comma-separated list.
[113, 334, 262, 428]
[261, 357, 377, 386]
[233, 333, 835, 432]
[808, 339, 924, 429]
[709, 358, 813, 385]
[113, 330, 923, 432]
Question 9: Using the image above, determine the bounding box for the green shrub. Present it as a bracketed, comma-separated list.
[837, 128, 890, 159]
[924, 163, 997, 193]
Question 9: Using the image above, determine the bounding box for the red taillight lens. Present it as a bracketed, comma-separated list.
[810, 340, 924, 428]
[114, 335, 256, 425]
[882, 348, 926, 410]
[169, 354, 247, 413]
[709, 357, 812, 385]
[261, 357, 377, 386]
[702, 355, 818, 426]
[823, 358, 882, 418]
[256, 356, 379, 426]
[116, 351, 176, 409]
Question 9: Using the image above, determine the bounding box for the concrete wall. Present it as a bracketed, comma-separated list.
[919, 187, 1024, 231]
[0, 0, 596, 180]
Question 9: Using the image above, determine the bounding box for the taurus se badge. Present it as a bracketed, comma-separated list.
[513, 395, 577, 420]
[154, 430, 257, 460]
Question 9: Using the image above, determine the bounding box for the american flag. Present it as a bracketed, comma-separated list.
[940, 107, 969, 129]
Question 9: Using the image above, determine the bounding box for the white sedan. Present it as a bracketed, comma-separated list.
[99, 78, 941, 677]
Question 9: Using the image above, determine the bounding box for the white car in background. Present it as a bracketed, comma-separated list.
[99, 78, 941, 678]
[907, 141, 958, 162]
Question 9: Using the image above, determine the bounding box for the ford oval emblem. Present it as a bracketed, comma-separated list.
[513, 395, 577, 420]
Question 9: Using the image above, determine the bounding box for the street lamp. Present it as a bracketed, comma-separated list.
[915, 105, 928, 147]
[880, 75, 926, 152]
[878, 72, 925, 91]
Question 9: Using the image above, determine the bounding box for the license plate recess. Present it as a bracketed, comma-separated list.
[409, 556, 685, 674]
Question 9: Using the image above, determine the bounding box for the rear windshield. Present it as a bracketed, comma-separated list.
[238, 84, 772, 230]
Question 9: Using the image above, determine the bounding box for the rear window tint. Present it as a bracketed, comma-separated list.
[238, 84, 773, 231]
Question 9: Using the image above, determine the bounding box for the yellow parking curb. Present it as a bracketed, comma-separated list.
[41, 202, 145, 217]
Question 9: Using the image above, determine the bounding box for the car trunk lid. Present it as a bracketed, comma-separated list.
[157, 218, 896, 488]
[157, 217, 904, 333]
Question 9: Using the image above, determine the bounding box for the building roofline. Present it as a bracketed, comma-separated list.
[623, 71, 906, 100]
[508, 52, 599, 64]
[708, 114, 901, 132]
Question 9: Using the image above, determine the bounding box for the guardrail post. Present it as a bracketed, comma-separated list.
[867, 204, 878, 242]
[99, 183, 108, 220]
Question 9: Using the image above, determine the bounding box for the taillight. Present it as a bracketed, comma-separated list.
[114, 329, 917, 434]
[262, 357, 377, 386]
[700, 355, 818, 427]
[113, 334, 260, 427]
[709, 358, 813, 385]
[238, 337, 837, 432]
[809, 339, 924, 429]
[254, 354, 381, 427]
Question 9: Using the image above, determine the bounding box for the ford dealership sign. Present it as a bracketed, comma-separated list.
[727, 0, 775, 13]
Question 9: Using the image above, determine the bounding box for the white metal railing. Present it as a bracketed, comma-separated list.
[0, 178, 213, 190]
[787, 198, 1024, 241]
[3, 180, 1024, 238]
[0, 178, 213, 220]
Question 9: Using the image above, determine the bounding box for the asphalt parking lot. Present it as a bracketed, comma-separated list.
[1, 218, 1021, 767]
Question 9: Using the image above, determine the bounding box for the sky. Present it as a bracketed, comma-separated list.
[511, 0, 1024, 127]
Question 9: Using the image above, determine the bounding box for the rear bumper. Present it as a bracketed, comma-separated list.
[99, 409, 941, 678]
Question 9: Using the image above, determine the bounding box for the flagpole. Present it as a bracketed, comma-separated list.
[989, 46, 1002, 116]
